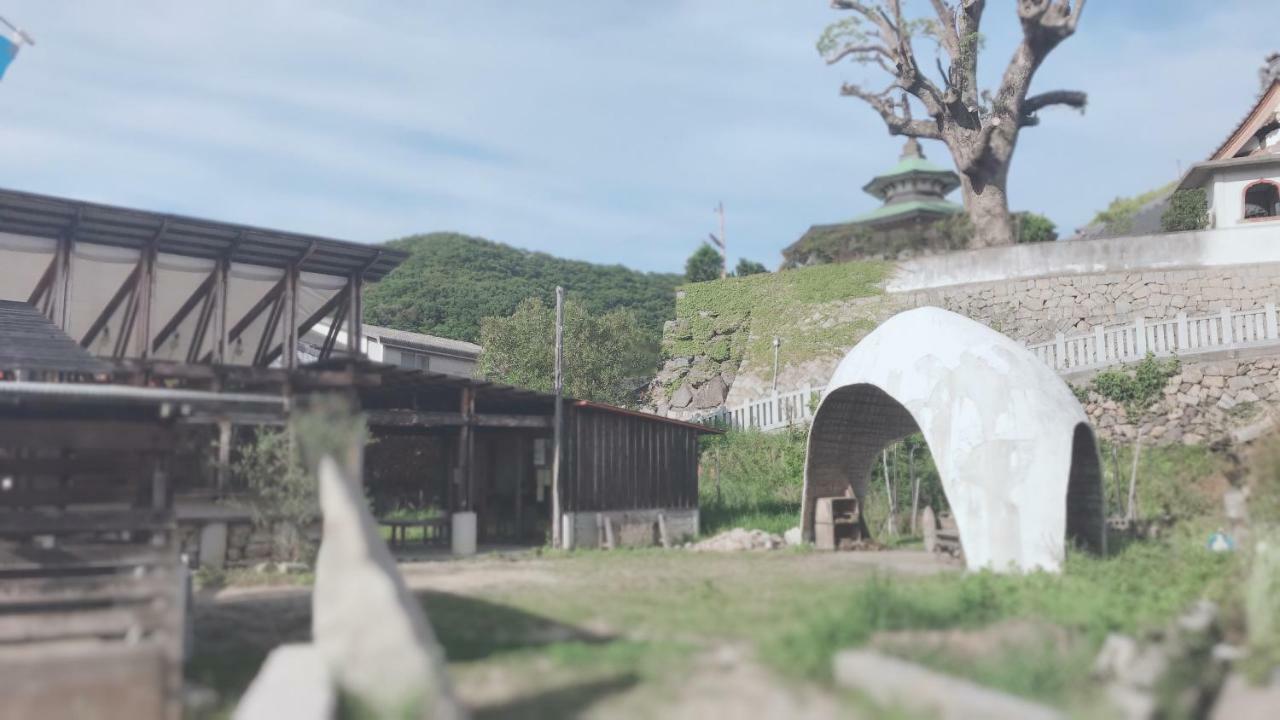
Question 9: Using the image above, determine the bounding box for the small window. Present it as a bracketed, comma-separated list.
[1244, 181, 1280, 220]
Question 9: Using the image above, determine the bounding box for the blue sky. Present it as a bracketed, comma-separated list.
[0, 1, 1273, 273]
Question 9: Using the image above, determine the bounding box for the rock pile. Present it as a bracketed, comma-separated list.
[1093, 601, 1228, 719]
[689, 528, 784, 552]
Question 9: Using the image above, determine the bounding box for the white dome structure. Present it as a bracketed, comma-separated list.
[801, 307, 1105, 573]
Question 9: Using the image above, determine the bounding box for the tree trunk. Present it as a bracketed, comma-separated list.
[960, 174, 1015, 247]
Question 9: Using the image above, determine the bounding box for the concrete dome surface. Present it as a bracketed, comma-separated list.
[801, 306, 1104, 572]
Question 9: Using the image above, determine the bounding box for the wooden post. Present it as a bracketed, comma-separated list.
[347, 273, 363, 357]
[1054, 332, 1067, 370]
[1176, 312, 1189, 351]
[284, 264, 299, 370]
[460, 387, 475, 511]
[216, 420, 232, 494]
[1267, 303, 1279, 341]
[1220, 308, 1234, 347]
[1093, 325, 1106, 366]
[551, 286, 565, 549]
[54, 232, 75, 331]
[1134, 316, 1147, 357]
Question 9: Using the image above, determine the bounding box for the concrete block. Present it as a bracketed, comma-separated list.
[451, 512, 476, 557]
[833, 650, 1062, 720]
[198, 522, 228, 570]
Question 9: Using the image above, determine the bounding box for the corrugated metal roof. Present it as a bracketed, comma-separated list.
[364, 323, 481, 358]
[0, 187, 407, 281]
[0, 300, 113, 375]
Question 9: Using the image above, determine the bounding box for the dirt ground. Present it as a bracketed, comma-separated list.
[192, 548, 957, 718]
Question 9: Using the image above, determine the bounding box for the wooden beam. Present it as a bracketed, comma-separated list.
[187, 282, 217, 363]
[80, 262, 141, 349]
[0, 420, 171, 452]
[346, 272, 363, 356]
[252, 292, 285, 367]
[135, 219, 167, 358]
[149, 268, 216, 354]
[284, 265, 299, 369]
[263, 284, 349, 366]
[201, 273, 287, 364]
[320, 302, 347, 361]
[27, 255, 56, 317]
[366, 409, 552, 428]
[53, 208, 81, 330]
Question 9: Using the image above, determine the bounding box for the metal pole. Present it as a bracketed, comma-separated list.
[551, 286, 565, 549]
[771, 336, 781, 394]
[717, 202, 727, 280]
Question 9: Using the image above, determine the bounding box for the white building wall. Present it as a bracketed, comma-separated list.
[1208, 165, 1280, 228]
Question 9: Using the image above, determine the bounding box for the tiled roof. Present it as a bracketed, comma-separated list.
[1210, 81, 1280, 161]
[0, 301, 113, 375]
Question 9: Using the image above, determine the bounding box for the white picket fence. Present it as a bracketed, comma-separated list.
[1025, 303, 1280, 374]
[698, 303, 1280, 432]
[698, 385, 824, 432]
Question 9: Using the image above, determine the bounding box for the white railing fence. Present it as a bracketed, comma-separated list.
[1025, 303, 1280, 374]
[697, 303, 1280, 433]
[697, 385, 824, 432]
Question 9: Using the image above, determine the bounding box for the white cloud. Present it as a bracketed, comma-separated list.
[0, 1, 1272, 271]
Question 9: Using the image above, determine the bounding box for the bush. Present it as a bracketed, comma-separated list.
[1089, 353, 1180, 416]
[765, 529, 1239, 695]
[699, 428, 945, 538]
[1016, 212, 1058, 244]
[700, 428, 808, 534]
[1161, 188, 1209, 233]
[235, 428, 317, 562]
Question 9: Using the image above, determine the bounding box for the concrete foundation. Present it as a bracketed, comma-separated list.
[451, 512, 476, 556]
[562, 508, 698, 550]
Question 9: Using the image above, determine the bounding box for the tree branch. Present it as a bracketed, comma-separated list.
[824, 43, 893, 65]
[840, 82, 943, 139]
[1020, 89, 1087, 126]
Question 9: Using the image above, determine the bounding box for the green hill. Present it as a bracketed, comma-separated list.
[364, 233, 683, 343]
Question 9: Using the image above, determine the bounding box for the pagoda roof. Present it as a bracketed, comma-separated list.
[862, 140, 962, 200]
[847, 198, 963, 225]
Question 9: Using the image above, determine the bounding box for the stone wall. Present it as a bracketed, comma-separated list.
[178, 518, 321, 568]
[658, 228, 1280, 447]
[562, 508, 699, 549]
[1080, 355, 1279, 447]
[902, 264, 1280, 345]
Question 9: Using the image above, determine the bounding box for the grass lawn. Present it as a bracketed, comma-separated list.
[189, 526, 1241, 718]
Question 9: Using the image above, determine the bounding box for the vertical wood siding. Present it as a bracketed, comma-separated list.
[563, 407, 700, 512]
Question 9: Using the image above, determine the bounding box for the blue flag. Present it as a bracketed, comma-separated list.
[0, 34, 20, 80]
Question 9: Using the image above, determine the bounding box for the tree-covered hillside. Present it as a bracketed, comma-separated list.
[363, 233, 682, 343]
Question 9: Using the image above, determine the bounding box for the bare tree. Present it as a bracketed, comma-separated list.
[820, 0, 1087, 246]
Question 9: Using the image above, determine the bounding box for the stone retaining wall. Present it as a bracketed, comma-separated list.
[562, 508, 699, 549]
[902, 264, 1280, 345]
[1080, 355, 1280, 446]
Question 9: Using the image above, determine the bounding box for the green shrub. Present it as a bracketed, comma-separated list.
[1161, 188, 1210, 233]
[765, 530, 1239, 695]
[1089, 353, 1180, 415]
[700, 428, 808, 534]
[1090, 182, 1175, 235]
[1016, 212, 1058, 244]
[1097, 442, 1222, 520]
[235, 428, 316, 562]
[699, 428, 945, 538]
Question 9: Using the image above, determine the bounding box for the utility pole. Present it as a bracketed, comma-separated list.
[551, 286, 565, 549]
[708, 202, 727, 280]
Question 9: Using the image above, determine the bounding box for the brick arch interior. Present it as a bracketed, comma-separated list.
[802, 383, 1108, 556]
